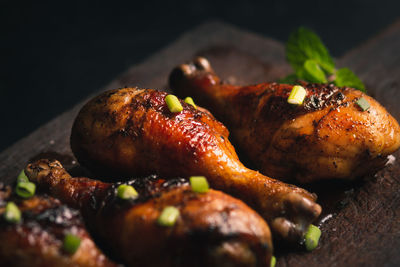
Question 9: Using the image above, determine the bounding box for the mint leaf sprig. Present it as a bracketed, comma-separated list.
[280, 27, 366, 92]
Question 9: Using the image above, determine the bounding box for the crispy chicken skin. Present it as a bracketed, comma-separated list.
[70, 88, 321, 243]
[0, 184, 116, 267]
[169, 57, 400, 183]
[26, 159, 273, 267]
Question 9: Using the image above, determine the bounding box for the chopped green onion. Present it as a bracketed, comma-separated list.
[270, 256, 276, 267]
[356, 97, 370, 111]
[305, 224, 321, 251]
[157, 206, 180, 227]
[4, 202, 21, 223]
[288, 85, 307, 105]
[63, 234, 81, 254]
[184, 97, 197, 109]
[189, 176, 209, 193]
[17, 170, 29, 183]
[15, 182, 36, 199]
[117, 184, 138, 200]
[165, 94, 183, 113]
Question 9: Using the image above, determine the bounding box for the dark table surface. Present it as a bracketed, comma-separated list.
[1, 0, 399, 151]
[1, 19, 400, 266]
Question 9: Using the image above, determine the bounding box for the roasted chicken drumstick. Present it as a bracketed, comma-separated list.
[0, 184, 116, 267]
[70, 88, 321, 243]
[169, 57, 400, 183]
[26, 159, 273, 267]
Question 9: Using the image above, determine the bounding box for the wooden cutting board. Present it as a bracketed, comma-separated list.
[1, 19, 400, 267]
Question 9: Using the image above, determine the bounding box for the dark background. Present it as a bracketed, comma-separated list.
[1, 0, 399, 151]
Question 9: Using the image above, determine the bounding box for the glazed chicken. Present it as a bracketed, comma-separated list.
[0, 184, 116, 267]
[70, 88, 321, 243]
[25, 159, 273, 267]
[169, 57, 400, 183]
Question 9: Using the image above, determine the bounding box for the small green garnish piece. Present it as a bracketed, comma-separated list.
[17, 170, 29, 183]
[355, 97, 370, 111]
[189, 176, 209, 193]
[63, 234, 81, 254]
[157, 206, 180, 227]
[165, 94, 183, 113]
[4, 202, 21, 223]
[15, 181, 36, 199]
[184, 97, 197, 109]
[288, 85, 307, 105]
[305, 224, 321, 251]
[117, 184, 138, 200]
[270, 256, 276, 267]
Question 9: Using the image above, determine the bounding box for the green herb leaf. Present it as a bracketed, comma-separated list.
[335, 68, 366, 92]
[286, 27, 335, 75]
[300, 59, 327, 83]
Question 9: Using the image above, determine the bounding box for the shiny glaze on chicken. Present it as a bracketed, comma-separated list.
[26, 159, 273, 267]
[70, 88, 321, 243]
[0, 184, 116, 267]
[169, 57, 400, 183]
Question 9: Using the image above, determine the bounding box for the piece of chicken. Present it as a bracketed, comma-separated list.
[25, 159, 273, 267]
[0, 184, 117, 267]
[169, 57, 400, 183]
[70, 87, 321, 244]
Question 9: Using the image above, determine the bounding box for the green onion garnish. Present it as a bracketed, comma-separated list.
[63, 233, 81, 254]
[270, 256, 276, 267]
[288, 85, 307, 105]
[356, 97, 370, 111]
[4, 202, 21, 223]
[17, 170, 29, 183]
[157, 206, 180, 227]
[305, 224, 321, 251]
[165, 94, 183, 113]
[15, 182, 36, 199]
[189, 176, 209, 193]
[184, 97, 197, 109]
[117, 184, 138, 200]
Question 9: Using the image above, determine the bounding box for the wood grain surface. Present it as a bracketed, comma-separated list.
[1, 20, 400, 266]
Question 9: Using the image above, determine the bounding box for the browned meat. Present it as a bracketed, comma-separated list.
[169, 57, 400, 183]
[0, 184, 116, 267]
[69, 88, 321, 243]
[26, 159, 273, 267]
